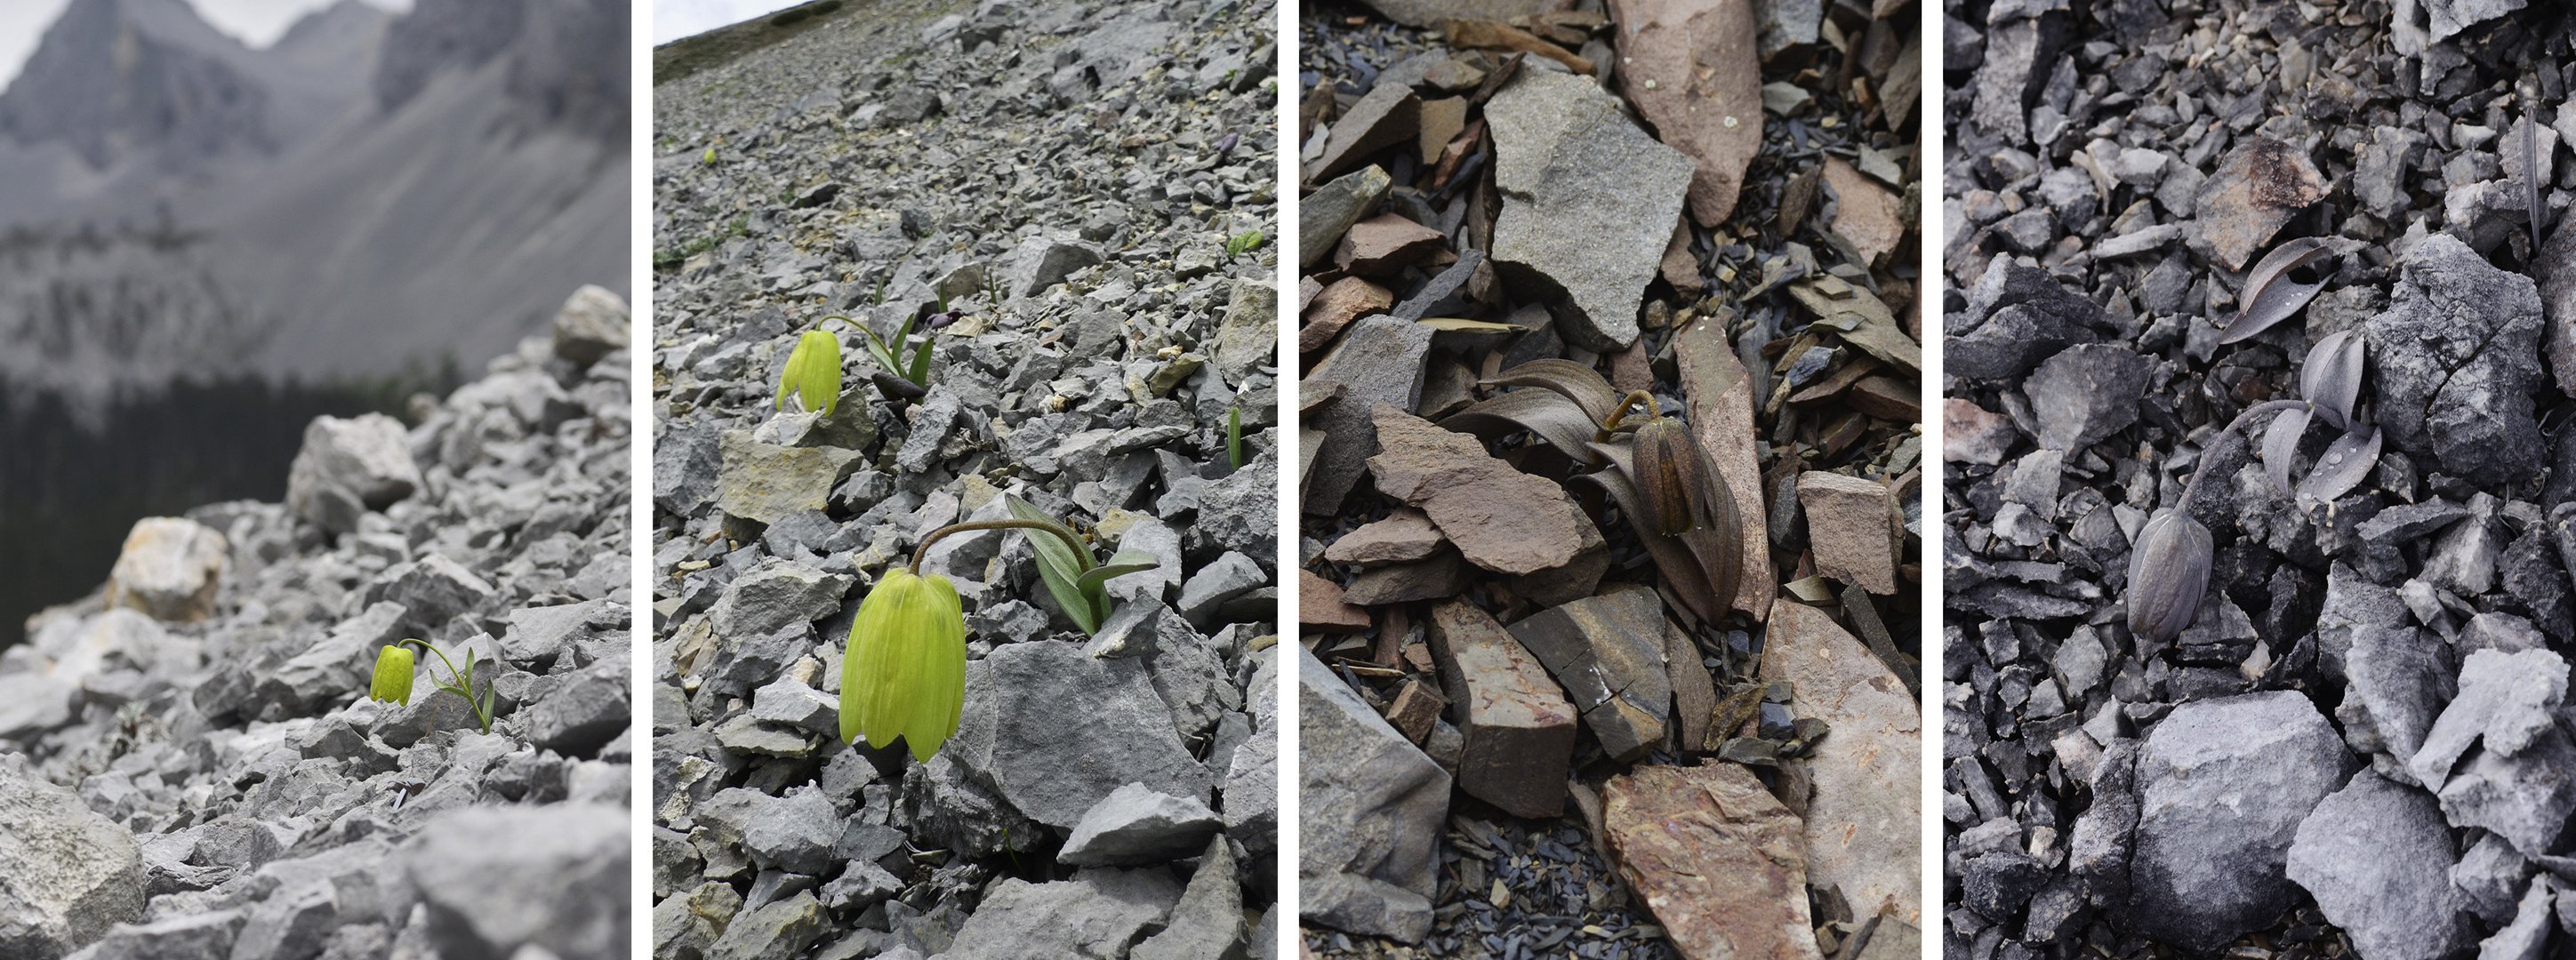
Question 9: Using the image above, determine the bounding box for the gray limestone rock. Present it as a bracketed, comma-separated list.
[0, 763, 146, 959]
[2365, 234, 2546, 486]
[1485, 70, 1694, 351]
[2284, 771, 2471, 960]
[1059, 782, 1224, 867]
[2123, 692, 2355, 952]
[1296, 644, 1448, 943]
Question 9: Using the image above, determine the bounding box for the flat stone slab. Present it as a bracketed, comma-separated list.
[1506, 585, 1675, 761]
[2124, 691, 2354, 951]
[1762, 601, 1921, 924]
[1606, 0, 1762, 226]
[1673, 317, 1775, 619]
[1297, 644, 1449, 942]
[1426, 599, 1577, 818]
[1368, 405, 1588, 575]
[1486, 69, 1694, 350]
[1602, 764, 1823, 960]
[1797, 471, 1898, 595]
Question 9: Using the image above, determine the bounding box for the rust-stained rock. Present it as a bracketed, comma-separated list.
[1607, 0, 1763, 226]
[1368, 405, 1588, 575]
[1336, 214, 1448, 278]
[1299, 570, 1373, 630]
[1601, 764, 1824, 960]
[1383, 677, 1447, 744]
[1416, 97, 1467, 164]
[1764, 601, 1922, 925]
[2193, 137, 2328, 272]
[1324, 508, 1448, 565]
[1942, 397, 2016, 464]
[1507, 585, 1675, 761]
[1426, 599, 1577, 818]
[1312, 84, 1421, 184]
[1672, 316, 1776, 620]
[1342, 549, 1477, 605]
[1823, 156, 1905, 265]
[1502, 499, 1608, 604]
[1301, 278, 1394, 355]
[1798, 471, 1898, 594]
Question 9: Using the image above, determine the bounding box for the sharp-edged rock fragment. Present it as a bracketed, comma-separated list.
[1425, 600, 1577, 818]
[2285, 771, 2473, 960]
[1601, 764, 1824, 960]
[2124, 691, 2354, 951]
[1762, 601, 1921, 924]
[102, 516, 226, 623]
[1303, 317, 1434, 513]
[1486, 69, 1695, 350]
[2409, 648, 2576, 858]
[2192, 137, 2328, 272]
[1356, 0, 1572, 28]
[2365, 233, 2546, 486]
[1606, 0, 1762, 226]
[1302, 166, 1393, 270]
[1506, 585, 1675, 761]
[284, 413, 423, 535]
[1312, 84, 1420, 184]
[0, 761, 145, 959]
[1673, 317, 1776, 618]
[1368, 405, 1588, 575]
[1297, 644, 1448, 943]
[1323, 508, 1447, 565]
[2023, 343, 2150, 452]
[1797, 471, 1898, 594]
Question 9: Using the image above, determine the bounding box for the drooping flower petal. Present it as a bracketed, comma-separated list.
[840, 569, 967, 762]
[370, 644, 416, 706]
[2127, 510, 2214, 644]
[776, 330, 843, 415]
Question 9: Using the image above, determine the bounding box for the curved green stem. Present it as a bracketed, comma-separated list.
[912, 518, 1093, 575]
[1593, 389, 1660, 442]
[399, 638, 494, 734]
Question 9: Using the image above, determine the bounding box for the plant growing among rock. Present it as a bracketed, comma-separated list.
[840, 505, 1157, 760]
[2131, 248, 2378, 643]
[1440, 358, 1745, 625]
[1226, 405, 1245, 471]
[1224, 229, 1264, 257]
[774, 330, 843, 414]
[366, 638, 497, 734]
[830, 310, 936, 386]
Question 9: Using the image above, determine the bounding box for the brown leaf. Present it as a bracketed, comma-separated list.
[1444, 20, 1594, 75]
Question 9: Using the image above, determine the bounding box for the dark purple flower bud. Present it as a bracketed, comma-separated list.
[2127, 509, 2213, 644]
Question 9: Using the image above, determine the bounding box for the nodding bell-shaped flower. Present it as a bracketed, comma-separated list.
[1632, 417, 1717, 537]
[840, 569, 967, 762]
[774, 330, 843, 416]
[2126, 510, 2213, 644]
[370, 644, 415, 706]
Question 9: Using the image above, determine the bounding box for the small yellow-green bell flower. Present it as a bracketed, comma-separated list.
[840, 568, 966, 762]
[370, 644, 416, 705]
[775, 330, 842, 415]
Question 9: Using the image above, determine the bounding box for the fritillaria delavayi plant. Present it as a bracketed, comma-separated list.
[1439, 358, 1745, 625]
[2131, 243, 2379, 643]
[839, 503, 1155, 761]
[775, 330, 843, 415]
[366, 638, 497, 734]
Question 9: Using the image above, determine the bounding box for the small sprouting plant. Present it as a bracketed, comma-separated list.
[1224, 229, 1264, 257]
[367, 639, 496, 734]
[1226, 406, 1245, 470]
[871, 276, 888, 306]
[2133, 251, 2375, 644]
[1006, 495, 1159, 634]
[701, 145, 717, 165]
[775, 330, 842, 415]
[841, 508, 1156, 760]
[823, 311, 935, 386]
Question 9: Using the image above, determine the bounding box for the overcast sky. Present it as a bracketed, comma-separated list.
[655, 0, 815, 45]
[0, 0, 410, 90]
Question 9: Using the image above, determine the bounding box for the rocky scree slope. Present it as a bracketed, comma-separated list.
[1296, 0, 1924, 957]
[648, 0, 1280, 957]
[0, 285, 635, 960]
[1946, 1, 2576, 957]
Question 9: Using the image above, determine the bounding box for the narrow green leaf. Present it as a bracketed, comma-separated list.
[907, 335, 935, 384]
[1076, 550, 1162, 595]
[1006, 495, 1097, 630]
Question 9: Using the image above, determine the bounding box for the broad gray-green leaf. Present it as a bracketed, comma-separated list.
[1440, 389, 1607, 466]
[2300, 328, 2365, 429]
[2220, 237, 2332, 344]
[2297, 421, 2380, 505]
[1484, 358, 1620, 425]
[1007, 494, 1095, 630]
[1076, 550, 1162, 595]
[2260, 405, 2308, 493]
